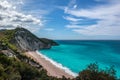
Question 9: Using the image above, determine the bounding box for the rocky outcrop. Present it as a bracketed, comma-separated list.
[11, 27, 58, 51]
[0, 27, 58, 51]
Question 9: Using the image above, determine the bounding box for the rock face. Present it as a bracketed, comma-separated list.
[0, 27, 58, 51]
[12, 28, 58, 51]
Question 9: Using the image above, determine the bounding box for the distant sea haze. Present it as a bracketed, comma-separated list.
[39, 40, 120, 77]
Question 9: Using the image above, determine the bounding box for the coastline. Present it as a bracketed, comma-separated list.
[25, 51, 75, 78]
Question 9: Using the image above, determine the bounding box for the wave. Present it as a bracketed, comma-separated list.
[36, 51, 78, 77]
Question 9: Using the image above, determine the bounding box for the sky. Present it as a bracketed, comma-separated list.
[0, 0, 120, 40]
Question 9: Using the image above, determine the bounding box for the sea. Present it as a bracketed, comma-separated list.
[38, 40, 120, 77]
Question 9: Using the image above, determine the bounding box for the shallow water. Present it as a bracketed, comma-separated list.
[39, 40, 120, 77]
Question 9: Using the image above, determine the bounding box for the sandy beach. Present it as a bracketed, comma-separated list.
[25, 51, 74, 79]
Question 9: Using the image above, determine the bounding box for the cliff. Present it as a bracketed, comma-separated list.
[0, 27, 58, 51]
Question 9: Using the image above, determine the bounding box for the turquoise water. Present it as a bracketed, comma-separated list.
[39, 40, 120, 77]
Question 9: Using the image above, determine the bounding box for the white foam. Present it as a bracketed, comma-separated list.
[36, 51, 78, 77]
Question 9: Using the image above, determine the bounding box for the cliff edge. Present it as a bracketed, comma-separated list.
[0, 27, 58, 51]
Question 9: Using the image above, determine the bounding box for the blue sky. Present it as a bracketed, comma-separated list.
[0, 0, 120, 40]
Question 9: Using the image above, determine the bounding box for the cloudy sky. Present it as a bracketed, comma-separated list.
[0, 0, 120, 40]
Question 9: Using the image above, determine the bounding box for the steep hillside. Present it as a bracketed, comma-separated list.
[0, 27, 58, 52]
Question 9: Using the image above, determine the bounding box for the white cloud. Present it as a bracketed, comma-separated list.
[68, 0, 77, 8]
[65, 4, 120, 20]
[64, 0, 120, 36]
[27, 9, 51, 16]
[44, 28, 54, 31]
[73, 5, 77, 9]
[63, 16, 82, 22]
[66, 25, 82, 29]
[0, 0, 43, 31]
[73, 24, 120, 36]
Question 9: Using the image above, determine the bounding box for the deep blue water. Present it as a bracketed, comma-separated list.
[39, 40, 120, 77]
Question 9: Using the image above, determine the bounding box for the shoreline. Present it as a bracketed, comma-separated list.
[25, 51, 75, 78]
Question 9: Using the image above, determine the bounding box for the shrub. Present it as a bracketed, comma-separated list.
[76, 63, 117, 80]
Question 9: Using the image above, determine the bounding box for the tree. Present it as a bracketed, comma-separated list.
[76, 63, 117, 80]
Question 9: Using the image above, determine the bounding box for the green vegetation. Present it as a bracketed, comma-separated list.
[0, 41, 70, 80]
[0, 53, 44, 80]
[76, 63, 117, 80]
[0, 28, 119, 80]
[40, 38, 59, 46]
[0, 52, 72, 80]
[0, 29, 18, 51]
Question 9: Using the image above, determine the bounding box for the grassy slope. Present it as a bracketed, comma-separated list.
[0, 29, 17, 51]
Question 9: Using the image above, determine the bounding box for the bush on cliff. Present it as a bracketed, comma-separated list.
[76, 63, 117, 80]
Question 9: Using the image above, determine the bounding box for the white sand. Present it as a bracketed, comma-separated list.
[25, 51, 74, 79]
